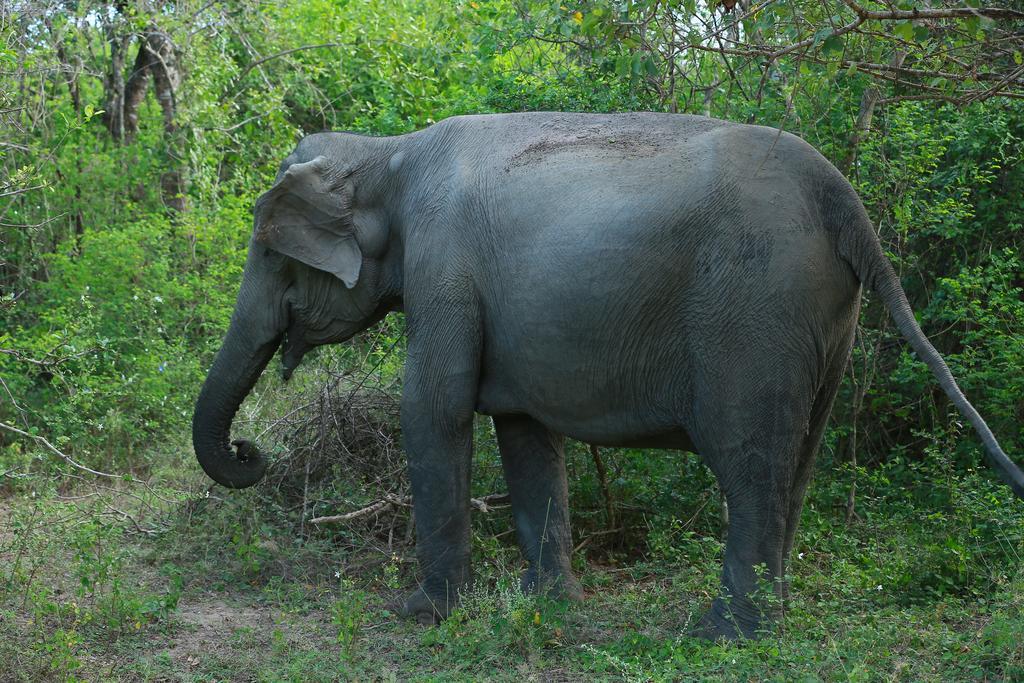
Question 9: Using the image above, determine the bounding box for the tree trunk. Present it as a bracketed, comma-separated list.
[103, 31, 129, 141]
[123, 36, 153, 142]
[146, 30, 180, 135]
[46, 18, 85, 245]
[145, 29, 186, 211]
[103, 25, 187, 211]
[839, 51, 907, 176]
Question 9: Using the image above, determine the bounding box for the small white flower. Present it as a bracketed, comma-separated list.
[876, 585, 883, 591]
[153, 295, 163, 303]
[798, 552, 805, 560]
[335, 571, 341, 579]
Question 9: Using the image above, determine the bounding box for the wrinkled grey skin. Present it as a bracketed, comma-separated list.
[193, 112, 1024, 640]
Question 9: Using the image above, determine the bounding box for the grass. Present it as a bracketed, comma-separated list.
[1, 449, 1021, 683]
[1, 381, 1021, 683]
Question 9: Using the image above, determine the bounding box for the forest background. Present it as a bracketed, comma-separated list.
[1, 1, 1023, 680]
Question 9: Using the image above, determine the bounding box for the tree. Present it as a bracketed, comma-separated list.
[502, 1, 1024, 117]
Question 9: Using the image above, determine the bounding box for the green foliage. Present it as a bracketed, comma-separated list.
[0, 496, 184, 681]
[421, 579, 568, 668]
[330, 576, 368, 659]
[1, 199, 254, 474]
[841, 100, 1024, 471]
[483, 68, 656, 113]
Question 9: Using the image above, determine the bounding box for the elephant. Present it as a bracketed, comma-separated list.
[192, 112, 1024, 640]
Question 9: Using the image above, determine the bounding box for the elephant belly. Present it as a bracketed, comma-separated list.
[474, 341, 696, 451]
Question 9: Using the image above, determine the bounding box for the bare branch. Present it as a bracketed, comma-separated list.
[842, 0, 1024, 21]
[235, 42, 345, 82]
[847, 60, 1024, 86]
[309, 492, 510, 525]
[0, 421, 139, 482]
[309, 497, 398, 525]
[0, 184, 48, 198]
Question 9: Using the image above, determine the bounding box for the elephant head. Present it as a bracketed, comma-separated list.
[192, 138, 402, 488]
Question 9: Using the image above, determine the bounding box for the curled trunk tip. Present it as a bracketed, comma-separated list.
[192, 327, 280, 489]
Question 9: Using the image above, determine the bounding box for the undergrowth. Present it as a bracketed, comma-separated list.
[1, 414, 1020, 681]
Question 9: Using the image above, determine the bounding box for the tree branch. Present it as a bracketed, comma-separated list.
[308, 492, 510, 525]
[235, 43, 345, 82]
[842, 0, 1024, 21]
[0, 421, 137, 481]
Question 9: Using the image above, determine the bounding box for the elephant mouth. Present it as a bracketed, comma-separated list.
[279, 318, 361, 380]
[280, 322, 315, 380]
[278, 297, 395, 381]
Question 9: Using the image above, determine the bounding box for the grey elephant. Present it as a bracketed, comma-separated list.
[192, 112, 1024, 640]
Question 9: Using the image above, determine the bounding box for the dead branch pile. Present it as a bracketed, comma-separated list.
[259, 369, 407, 535]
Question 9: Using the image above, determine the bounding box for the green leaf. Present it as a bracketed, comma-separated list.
[615, 53, 631, 77]
[822, 35, 844, 54]
[812, 27, 833, 46]
[631, 52, 644, 76]
[894, 22, 914, 42]
[1014, 51, 1023, 66]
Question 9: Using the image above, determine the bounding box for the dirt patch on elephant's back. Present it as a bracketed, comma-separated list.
[505, 130, 660, 171]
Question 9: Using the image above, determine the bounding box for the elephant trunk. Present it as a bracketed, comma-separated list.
[192, 314, 282, 489]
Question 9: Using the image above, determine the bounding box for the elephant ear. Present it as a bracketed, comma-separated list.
[253, 156, 362, 288]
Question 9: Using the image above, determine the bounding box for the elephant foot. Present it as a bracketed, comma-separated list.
[395, 587, 458, 625]
[521, 566, 584, 602]
[690, 598, 774, 642]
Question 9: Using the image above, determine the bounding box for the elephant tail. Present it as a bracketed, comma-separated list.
[831, 180, 1024, 499]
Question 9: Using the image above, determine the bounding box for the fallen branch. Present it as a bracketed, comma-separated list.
[309, 497, 397, 525]
[0, 420, 138, 481]
[574, 527, 627, 553]
[308, 492, 510, 525]
[471, 492, 511, 513]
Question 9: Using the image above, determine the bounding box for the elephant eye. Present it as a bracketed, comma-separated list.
[264, 248, 271, 257]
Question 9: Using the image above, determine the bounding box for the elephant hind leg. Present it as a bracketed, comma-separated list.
[686, 373, 818, 640]
[692, 438, 800, 640]
[781, 352, 850, 588]
[494, 414, 583, 601]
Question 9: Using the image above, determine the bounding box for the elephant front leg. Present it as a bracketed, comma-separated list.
[397, 319, 479, 625]
[494, 415, 582, 601]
